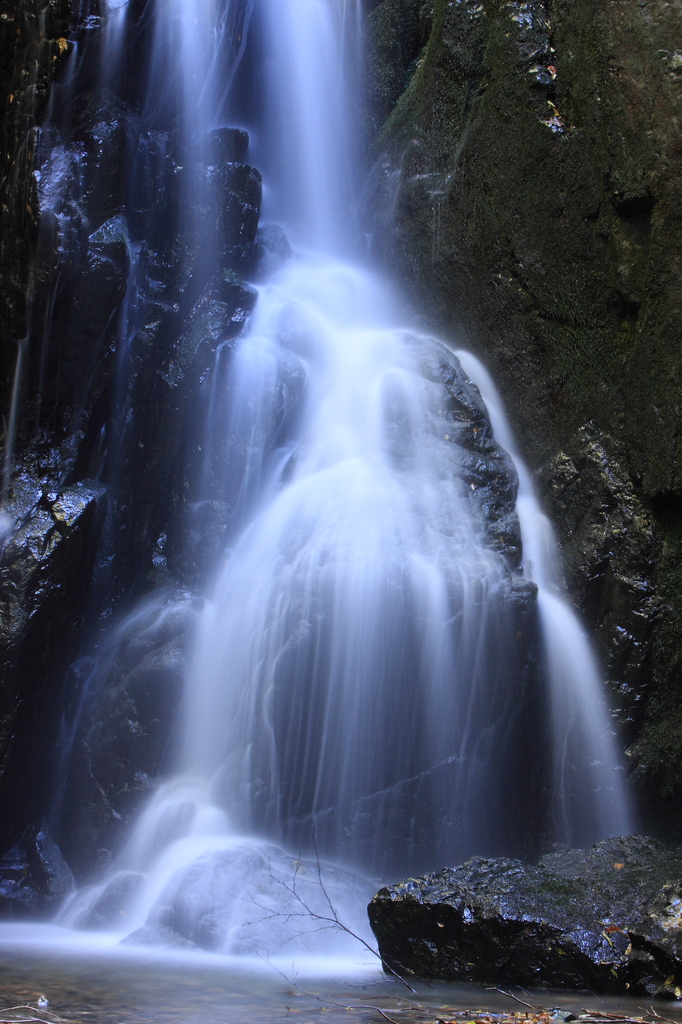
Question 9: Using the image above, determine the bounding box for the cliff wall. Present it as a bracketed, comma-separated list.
[365, 0, 682, 823]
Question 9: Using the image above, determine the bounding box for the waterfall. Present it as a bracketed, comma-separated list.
[455, 352, 633, 848]
[45, 0, 631, 959]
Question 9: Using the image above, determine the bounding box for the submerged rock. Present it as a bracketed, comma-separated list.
[369, 836, 682, 997]
[75, 871, 145, 930]
[123, 843, 376, 956]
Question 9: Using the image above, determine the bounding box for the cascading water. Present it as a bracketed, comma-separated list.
[455, 352, 633, 848]
[43, 0, 631, 961]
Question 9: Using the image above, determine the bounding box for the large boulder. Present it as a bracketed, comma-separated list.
[369, 836, 682, 997]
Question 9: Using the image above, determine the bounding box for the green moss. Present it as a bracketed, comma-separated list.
[366, 0, 682, 817]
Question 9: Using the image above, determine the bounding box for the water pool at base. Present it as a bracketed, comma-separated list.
[0, 930, 680, 1024]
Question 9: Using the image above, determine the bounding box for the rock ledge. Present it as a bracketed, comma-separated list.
[368, 837, 682, 997]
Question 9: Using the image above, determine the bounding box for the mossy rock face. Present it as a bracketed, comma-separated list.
[0, 0, 73, 394]
[369, 836, 682, 995]
[365, 0, 682, 819]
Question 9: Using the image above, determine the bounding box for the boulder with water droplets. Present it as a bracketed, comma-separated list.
[207, 127, 249, 165]
[369, 836, 682, 997]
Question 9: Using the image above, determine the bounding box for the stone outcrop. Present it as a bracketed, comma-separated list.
[364, 0, 682, 819]
[0, 0, 72, 361]
[369, 836, 682, 997]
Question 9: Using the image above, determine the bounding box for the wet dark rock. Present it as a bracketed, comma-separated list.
[30, 214, 131, 443]
[110, 277, 258, 587]
[55, 591, 200, 878]
[72, 90, 139, 230]
[254, 223, 292, 279]
[0, 0, 72, 361]
[426, 345, 522, 568]
[207, 127, 249, 164]
[369, 836, 682, 997]
[127, 129, 182, 248]
[0, 825, 74, 919]
[214, 162, 262, 269]
[204, 272, 258, 333]
[190, 161, 262, 264]
[364, 0, 430, 142]
[0, 0, 264, 882]
[169, 500, 231, 589]
[0, 474, 106, 839]
[539, 428, 658, 741]
[125, 843, 375, 955]
[32, 135, 86, 284]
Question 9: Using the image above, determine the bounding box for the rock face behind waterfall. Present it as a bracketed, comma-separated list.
[427, 348, 523, 570]
[364, 0, 682, 825]
[369, 836, 682, 997]
[0, 0, 262, 880]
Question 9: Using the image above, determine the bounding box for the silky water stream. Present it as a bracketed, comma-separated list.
[0, 0, 634, 1014]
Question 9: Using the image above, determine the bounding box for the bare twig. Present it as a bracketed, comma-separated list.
[485, 989, 539, 1010]
[261, 846, 419, 993]
[263, 953, 403, 1021]
[0, 1009, 68, 1024]
[642, 1009, 679, 1024]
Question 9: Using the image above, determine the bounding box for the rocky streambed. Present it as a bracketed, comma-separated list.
[369, 836, 682, 998]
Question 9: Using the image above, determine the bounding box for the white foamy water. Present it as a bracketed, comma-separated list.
[39, 0, 634, 965]
[455, 352, 633, 845]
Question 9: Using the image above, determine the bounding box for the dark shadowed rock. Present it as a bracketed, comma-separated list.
[254, 223, 292, 279]
[55, 591, 201, 878]
[207, 127, 249, 164]
[0, 826, 74, 919]
[426, 344, 522, 568]
[0, 473, 106, 843]
[539, 428, 658, 743]
[369, 836, 682, 996]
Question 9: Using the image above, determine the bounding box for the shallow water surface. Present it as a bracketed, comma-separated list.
[1, 929, 681, 1024]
